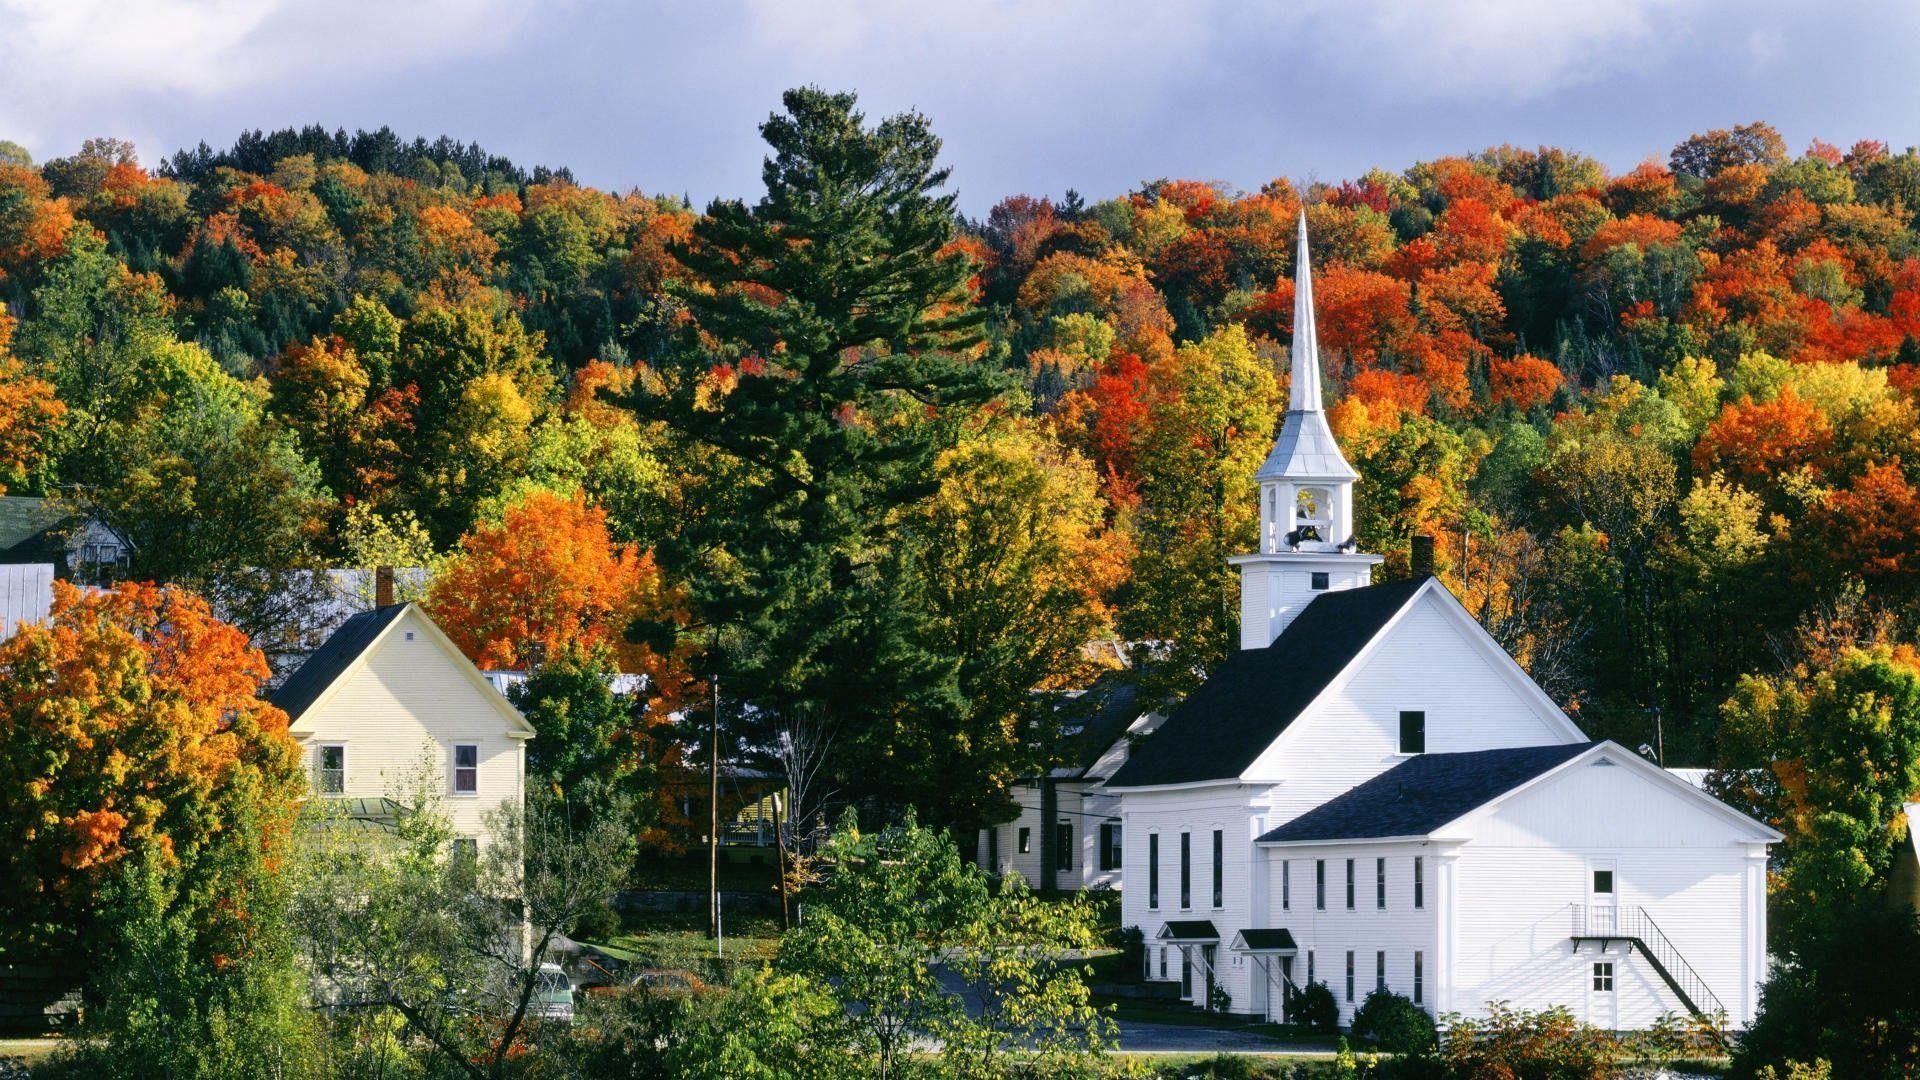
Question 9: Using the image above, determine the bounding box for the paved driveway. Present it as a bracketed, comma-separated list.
[1108, 1017, 1332, 1056]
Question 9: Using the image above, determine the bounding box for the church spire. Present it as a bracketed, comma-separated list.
[1290, 212, 1323, 414]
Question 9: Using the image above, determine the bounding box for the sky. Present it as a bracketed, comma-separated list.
[3, 0, 1918, 214]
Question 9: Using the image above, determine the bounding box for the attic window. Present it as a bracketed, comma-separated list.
[1591, 758, 1619, 767]
[1310, 572, 1330, 591]
[405, 631, 417, 641]
[1399, 711, 1426, 755]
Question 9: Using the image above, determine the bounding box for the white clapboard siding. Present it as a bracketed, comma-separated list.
[0, 563, 54, 641]
[292, 606, 528, 854]
[1248, 590, 1582, 821]
[1449, 755, 1767, 1027]
[1262, 844, 1442, 1024]
[1120, 785, 1269, 1008]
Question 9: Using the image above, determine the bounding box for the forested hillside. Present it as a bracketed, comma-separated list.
[3, 107, 1919, 823]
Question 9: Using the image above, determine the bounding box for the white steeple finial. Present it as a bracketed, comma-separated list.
[1290, 212, 1323, 413]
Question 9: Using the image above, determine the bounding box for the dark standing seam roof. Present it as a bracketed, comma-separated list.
[1105, 577, 1431, 788]
[270, 604, 409, 724]
[1256, 742, 1599, 843]
[1057, 671, 1145, 777]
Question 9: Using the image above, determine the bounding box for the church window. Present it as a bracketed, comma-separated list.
[1180, 833, 1192, 908]
[1017, 827, 1031, 854]
[1414, 857, 1425, 908]
[1414, 951, 1424, 1004]
[1148, 834, 1160, 908]
[1055, 822, 1073, 872]
[1282, 860, 1291, 910]
[1376, 950, 1387, 992]
[1315, 859, 1326, 909]
[1592, 962, 1615, 991]
[1593, 868, 1615, 894]
[1211, 830, 1224, 907]
[1311, 571, 1330, 590]
[1376, 858, 1386, 908]
[1345, 951, 1355, 1002]
[1399, 711, 1426, 754]
[1345, 859, 1355, 909]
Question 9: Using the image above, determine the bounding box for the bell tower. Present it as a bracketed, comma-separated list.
[1230, 214, 1383, 649]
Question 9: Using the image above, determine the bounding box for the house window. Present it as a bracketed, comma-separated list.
[1377, 857, 1386, 909]
[1310, 571, 1330, 590]
[1018, 827, 1031, 854]
[1211, 830, 1224, 908]
[452, 743, 479, 794]
[1413, 951, 1424, 1004]
[1593, 868, 1615, 894]
[318, 744, 346, 794]
[1316, 859, 1326, 910]
[1399, 710, 1426, 754]
[1592, 962, 1615, 991]
[1282, 860, 1291, 910]
[1148, 834, 1161, 908]
[1376, 950, 1387, 992]
[1055, 822, 1073, 872]
[1099, 823, 1122, 871]
[1345, 951, 1355, 1002]
[1179, 833, 1192, 909]
[1414, 857, 1425, 909]
[452, 837, 477, 864]
[1346, 859, 1355, 909]
[1159, 948, 1167, 979]
[1307, 950, 1315, 985]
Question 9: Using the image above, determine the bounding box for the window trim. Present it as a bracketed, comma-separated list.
[1376, 949, 1387, 993]
[1017, 826, 1032, 854]
[1282, 859, 1291, 911]
[1315, 859, 1326, 910]
[1179, 832, 1193, 910]
[317, 743, 347, 795]
[1414, 951, 1424, 1004]
[1345, 950, 1355, 1002]
[1345, 858, 1355, 910]
[1098, 822, 1122, 872]
[451, 742, 480, 795]
[1593, 961, 1615, 992]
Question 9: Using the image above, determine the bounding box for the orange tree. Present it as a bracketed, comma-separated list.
[0, 581, 304, 958]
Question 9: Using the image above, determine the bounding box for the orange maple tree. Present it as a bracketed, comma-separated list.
[0, 308, 63, 494]
[425, 488, 693, 707]
[0, 581, 302, 953]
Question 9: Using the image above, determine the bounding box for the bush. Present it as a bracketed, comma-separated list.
[1349, 988, 1437, 1055]
[1438, 1002, 1619, 1080]
[572, 899, 623, 942]
[1732, 906, 1920, 1079]
[1290, 979, 1339, 1034]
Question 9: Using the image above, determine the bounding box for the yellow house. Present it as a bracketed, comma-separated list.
[272, 602, 534, 854]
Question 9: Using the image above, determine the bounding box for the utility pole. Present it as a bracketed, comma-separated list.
[773, 792, 791, 931]
[708, 662, 721, 941]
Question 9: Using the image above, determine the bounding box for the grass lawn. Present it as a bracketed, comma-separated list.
[0, 1035, 62, 1064]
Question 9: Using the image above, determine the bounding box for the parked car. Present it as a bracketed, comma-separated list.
[530, 963, 574, 1024]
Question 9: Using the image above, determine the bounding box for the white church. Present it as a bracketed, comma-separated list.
[1000, 217, 1780, 1031]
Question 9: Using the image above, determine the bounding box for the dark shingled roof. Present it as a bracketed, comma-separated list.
[0, 496, 72, 566]
[1232, 928, 1298, 952]
[270, 604, 409, 723]
[1157, 920, 1220, 942]
[1057, 671, 1146, 777]
[1105, 577, 1432, 788]
[1257, 741, 1599, 844]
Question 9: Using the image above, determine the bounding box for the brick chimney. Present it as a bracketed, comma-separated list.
[1410, 535, 1435, 577]
[374, 565, 396, 608]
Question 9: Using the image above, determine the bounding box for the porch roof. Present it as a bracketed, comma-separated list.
[1230, 928, 1298, 954]
[1156, 920, 1220, 944]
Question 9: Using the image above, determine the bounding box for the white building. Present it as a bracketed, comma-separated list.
[1104, 215, 1778, 1030]
[978, 673, 1161, 891]
[271, 600, 534, 855]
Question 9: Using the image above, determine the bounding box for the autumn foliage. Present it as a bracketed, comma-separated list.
[425, 488, 693, 707]
[0, 581, 302, 953]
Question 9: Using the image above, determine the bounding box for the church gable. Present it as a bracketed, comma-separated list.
[1243, 581, 1584, 786]
[1455, 744, 1779, 848]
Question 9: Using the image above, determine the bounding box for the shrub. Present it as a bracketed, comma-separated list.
[1349, 988, 1437, 1055]
[1438, 1002, 1619, 1079]
[1290, 979, 1339, 1034]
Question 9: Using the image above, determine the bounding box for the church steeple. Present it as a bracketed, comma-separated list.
[1231, 213, 1381, 649]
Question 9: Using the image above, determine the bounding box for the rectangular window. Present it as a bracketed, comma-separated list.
[1056, 822, 1073, 872]
[1346, 859, 1355, 909]
[318, 744, 345, 794]
[1180, 832, 1192, 909]
[1316, 859, 1326, 910]
[1593, 868, 1615, 894]
[1377, 857, 1386, 909]
[1211, 830, 1224, 908]
[1099, 823, 1122, 871]
[451, 837, 477, 863]
[1282, 860, 1291, 910]
[1593, 962, 1615, 991]
[1345, 951, 1355, 1002]
[1018, 827, 1031, 854]
[1159, 948, 1167, 979]
[1414, 857, 1425, 909]
[1414, 951, 1424, 1004]
[1400, 710, 1426, 754]
[452, 743, 479, 794]
[1310, 571, 1330, 590]
[1376, 950, 1386, 992]
[1148, 834, 1160, 909]
[1307, 950, 1315, 985]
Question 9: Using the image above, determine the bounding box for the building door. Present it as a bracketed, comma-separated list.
[1589, 959, 1618, 1030]
[1588, 858, 1617, 934]
[1179, 948, 1192, 998]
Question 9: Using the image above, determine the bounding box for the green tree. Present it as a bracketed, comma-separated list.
[777, 810, 1112, 1080]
